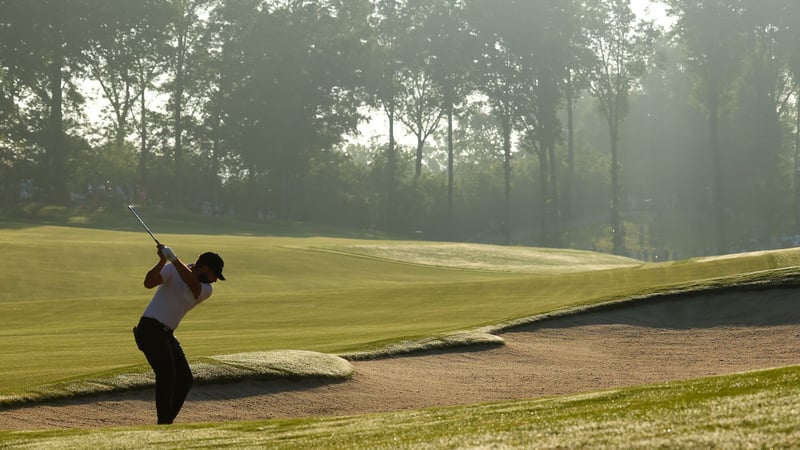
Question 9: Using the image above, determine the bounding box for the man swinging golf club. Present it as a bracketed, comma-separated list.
[133, 243, 225, 425]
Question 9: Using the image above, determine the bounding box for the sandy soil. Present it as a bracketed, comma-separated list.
[2, 288, 799, 430]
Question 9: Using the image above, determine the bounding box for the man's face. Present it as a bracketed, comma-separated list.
[192, 264, 219, 284]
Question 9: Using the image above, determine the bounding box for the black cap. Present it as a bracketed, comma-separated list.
[196, 252, 225, 281]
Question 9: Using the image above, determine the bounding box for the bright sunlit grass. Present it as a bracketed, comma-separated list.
[315, 241, 639, 273]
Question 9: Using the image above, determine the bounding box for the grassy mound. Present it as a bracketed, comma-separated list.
[204, 350, 354, 380]
[343, 331, 505, 360]
[0, 351, 353, 407]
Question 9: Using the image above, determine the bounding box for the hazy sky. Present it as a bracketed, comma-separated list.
[632, 0, 672, 27]
[351, 0, 674, 147]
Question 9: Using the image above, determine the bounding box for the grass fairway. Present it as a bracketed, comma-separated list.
[3, 365, 800, 448]
[3, 210, 800, 448]
[2, 215, 800, 404]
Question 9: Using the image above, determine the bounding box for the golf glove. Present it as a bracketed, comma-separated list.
[161, 246, 178, 262]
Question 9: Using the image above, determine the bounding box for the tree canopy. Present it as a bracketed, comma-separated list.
[1, 0, 799, 259]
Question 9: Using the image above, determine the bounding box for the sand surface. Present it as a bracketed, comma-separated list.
[2, 288, 799, 430]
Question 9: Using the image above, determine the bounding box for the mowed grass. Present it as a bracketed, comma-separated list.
[2, 218, 800, 403]
[3, 365, 800, 448]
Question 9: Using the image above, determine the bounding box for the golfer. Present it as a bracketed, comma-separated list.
[133, 244, 225, 425]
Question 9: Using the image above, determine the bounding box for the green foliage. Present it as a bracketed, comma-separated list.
[3, 1, 800, 257]
[0, 0, 165, 202]
[584, 0, 660, 255]
[215, 0, 372, 219]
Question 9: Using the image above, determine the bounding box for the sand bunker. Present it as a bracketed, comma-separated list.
[1, 287, 799, 430]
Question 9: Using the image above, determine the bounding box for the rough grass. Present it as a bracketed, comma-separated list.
[3, 365, 800, 449]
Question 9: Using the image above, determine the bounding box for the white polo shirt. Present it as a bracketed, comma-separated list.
[142, 263, 213, 330]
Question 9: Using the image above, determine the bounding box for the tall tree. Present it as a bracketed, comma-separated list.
[732, 0, 793, 235]
[194, 0, 234, 207]
[468, 0, 524, 245]
[424, 0, 476, 233]
[132, 22, 173, 196]
[370, 0, 408, 229]
[667, 0, 745, 253]
[220, 0, 371, 219]
[562, 5, 595, 231]
[164, 0, 211, 205]
[86, 1, 172, 155]
[584, 0, 658, 255]
[501, 0, 578, 247]
[394, 0, 447, 181]
[774, 0, 800, 231]
[0, 0, 134, 202]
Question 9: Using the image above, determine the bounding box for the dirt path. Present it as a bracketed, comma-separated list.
[2, 288, 799, 430]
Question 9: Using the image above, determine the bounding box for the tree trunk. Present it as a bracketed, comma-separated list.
[536, 144, 548, 245]
[610, 122, 624, 255]
[173, 22, 186, 206]
[280, 168, 289, 220]
[386, 101, 397, 230]
[709, 101, 726, 253]
[48, 48, 67, 204]
[565, 72, 575, 226]
[247, 163, 256, 216]
[139, 82, 148, 196]
[415, 135, 423, 180]
[211, 105, 222, 208]
[113, 84, 131, 150]
[446, 103, 454, 235]
[795, 92, 800, 232]
[547, 140, 561, 247]
[502, 114, 512, 245]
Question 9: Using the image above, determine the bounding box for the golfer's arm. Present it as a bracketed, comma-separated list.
[144, 260, 166, 288]
[172, 259, 202, 299]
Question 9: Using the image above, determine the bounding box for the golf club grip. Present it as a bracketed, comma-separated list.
[144, 228, 160, 245]
[128, 206, 161, 245]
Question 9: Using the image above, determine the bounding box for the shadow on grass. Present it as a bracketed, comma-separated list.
[0, 375, 351, 413]
[0, 350, 355, 409]
[189, 376, 351, 403]
[501, 282, 800, 333]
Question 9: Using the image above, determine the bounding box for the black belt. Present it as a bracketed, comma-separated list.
[138, 316, 173, 334]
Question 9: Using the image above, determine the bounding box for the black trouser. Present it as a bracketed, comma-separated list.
[133, 316, 193, 425]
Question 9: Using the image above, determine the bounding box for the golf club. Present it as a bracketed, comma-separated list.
[127, 205, 161, 245]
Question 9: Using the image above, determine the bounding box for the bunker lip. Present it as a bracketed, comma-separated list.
[1, 286, 799, 431]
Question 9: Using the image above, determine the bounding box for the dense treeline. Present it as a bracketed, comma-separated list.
[1, 0, 799, 258]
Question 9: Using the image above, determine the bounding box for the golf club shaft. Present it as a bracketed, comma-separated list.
[128, 205, 161, 245]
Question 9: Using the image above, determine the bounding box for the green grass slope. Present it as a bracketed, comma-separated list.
[3, 365, 800, 449]
[2, 217, 800, 404]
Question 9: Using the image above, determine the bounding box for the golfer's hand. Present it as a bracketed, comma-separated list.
[159, 245, 178, 262]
